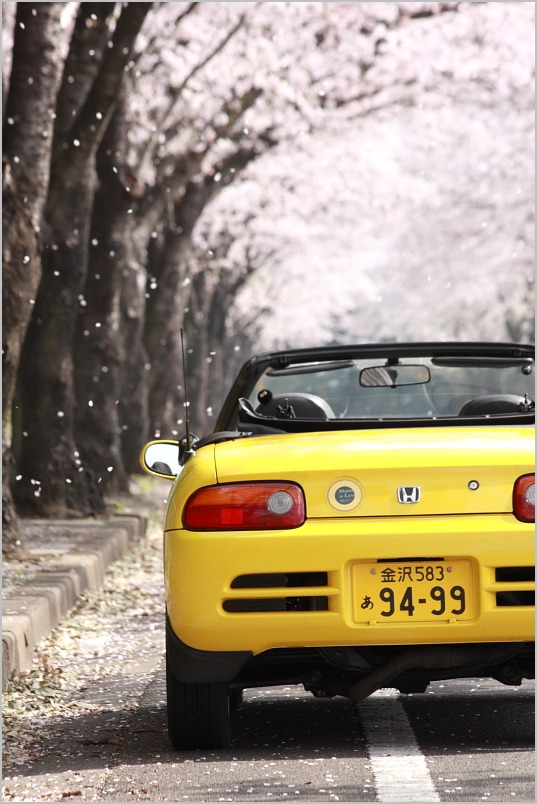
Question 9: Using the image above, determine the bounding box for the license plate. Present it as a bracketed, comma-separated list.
[352, 560, 473, 623]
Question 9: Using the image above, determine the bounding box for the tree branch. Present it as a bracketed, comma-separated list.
[139, 13, 247, 174]
[66, 3, 152, 160]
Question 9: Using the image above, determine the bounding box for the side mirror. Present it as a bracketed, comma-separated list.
[139, 440, 181, 479]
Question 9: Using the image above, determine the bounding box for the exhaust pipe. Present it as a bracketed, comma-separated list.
[322, 643, 523, 703]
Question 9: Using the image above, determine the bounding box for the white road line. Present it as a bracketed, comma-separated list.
[358, 689, 440, 802]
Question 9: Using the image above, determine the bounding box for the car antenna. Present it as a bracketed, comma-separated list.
[180, 327, 194, 457]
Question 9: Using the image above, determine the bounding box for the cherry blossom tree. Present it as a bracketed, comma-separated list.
[58, 0, 464, 473]
[5, 2, 151, 524]
[186, 0, 535, 432]
[2, 1, 533, 551]
[116, 0, 465, 445]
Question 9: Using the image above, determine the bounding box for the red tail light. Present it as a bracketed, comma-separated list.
[183, 482, 306, 530]
[513, 474, 535, 522]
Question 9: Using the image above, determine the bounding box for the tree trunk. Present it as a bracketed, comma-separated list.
[52, 3, 114, 150]
[2, 4, 65, 543]
[2, 166, 42, 543]
[186, 268, 249, 434]
[73, 94, 137, 495]
[144, 229, 192, 440]
[143, 175, 220, 440]
[2, 3, 64, 230]
[2, 441, 27, 559]
[13, 3, 151, 516]
[15, 154, 104, 516]
[118, 262, 151, 474]
[184, 235, 266, 434]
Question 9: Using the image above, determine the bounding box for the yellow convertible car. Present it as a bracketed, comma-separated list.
[141, 341, 535, 749]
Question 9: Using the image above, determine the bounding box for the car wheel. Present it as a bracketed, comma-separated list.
[166, 657, 231, 750]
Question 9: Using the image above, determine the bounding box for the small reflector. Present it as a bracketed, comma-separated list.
[267, 491, 294, 515]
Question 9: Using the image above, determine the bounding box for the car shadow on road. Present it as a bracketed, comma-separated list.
[4, 678, 534, 782]
[398, 683, 535, 755]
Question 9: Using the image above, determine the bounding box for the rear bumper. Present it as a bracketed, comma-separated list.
[165, 514, 535, 654]
[166, 617, 535, 687]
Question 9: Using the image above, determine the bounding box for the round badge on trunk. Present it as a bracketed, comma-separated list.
[328, 479, 362, 511]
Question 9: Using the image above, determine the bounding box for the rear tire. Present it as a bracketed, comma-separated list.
[166, 656, 231, 750]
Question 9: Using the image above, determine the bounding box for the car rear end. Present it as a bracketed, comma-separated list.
[164, 425, 534, 692]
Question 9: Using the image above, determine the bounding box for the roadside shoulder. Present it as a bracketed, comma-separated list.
[2, 514, 145, 685]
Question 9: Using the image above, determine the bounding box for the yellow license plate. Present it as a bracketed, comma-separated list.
[352, 560, 473, 623]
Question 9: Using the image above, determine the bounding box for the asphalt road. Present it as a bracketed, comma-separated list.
[2, 517, 534, 803]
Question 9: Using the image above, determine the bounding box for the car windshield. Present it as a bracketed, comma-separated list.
[247, 357, 534, 420]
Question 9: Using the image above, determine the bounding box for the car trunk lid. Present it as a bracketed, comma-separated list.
[212, 426, 534, 518]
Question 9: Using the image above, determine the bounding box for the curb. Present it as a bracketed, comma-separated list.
[2, 513, 147, 687]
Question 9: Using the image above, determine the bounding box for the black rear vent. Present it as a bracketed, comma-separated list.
[224, 599, 288, 613]
[225, 572, 329, 613]
[496, 592, 535, 607]
[231, 572, 328, 589]
[495, 566, 534, 607]
[496, 567, 535, 582]
[223, 597, 329, 613]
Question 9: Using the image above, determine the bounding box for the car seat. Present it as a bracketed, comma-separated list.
[458, 394, 528, 416]
[256, 392, 335, 419]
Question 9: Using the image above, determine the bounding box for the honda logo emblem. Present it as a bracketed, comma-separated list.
[397, 486, 421, 504]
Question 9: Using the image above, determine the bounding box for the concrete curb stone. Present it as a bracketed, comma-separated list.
[2, 513, 147, 687]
